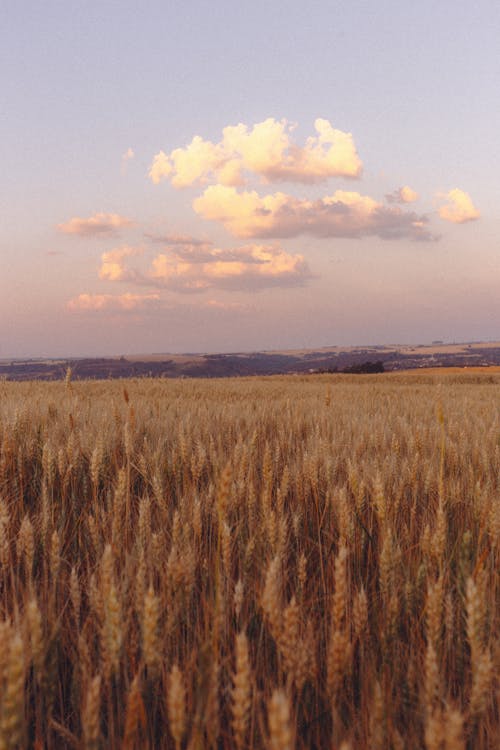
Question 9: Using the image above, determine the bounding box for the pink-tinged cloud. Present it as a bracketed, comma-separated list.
[67, 293, 160, 312]
[193, 185, 435, 241]
[149, 117, 362, 187]
[144, 232, 212, 247]
[385, 185, 419, 204]
[149, 243, 311, 291]
[99, 246, 143, 281]
[121, 148, 135, 174]
[438, 189, 480, 224]
[98, 242, 311, 292]
[148, 150, 174, 184]
[57, 212, 135, 237]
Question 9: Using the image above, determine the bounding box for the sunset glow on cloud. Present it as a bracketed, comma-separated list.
[151, 244, 310, 290]
[57, 116, 482, 335]
[57, 213, 135, 237]
[99, 246, 143, 281]
[67, 292, 160, 312]
[149, 118, 362, 187]
[386, 186, 419, 204]
[193, 185, 434, 241]
[438, 189, 480, 224]
[94, 241, 311, 295]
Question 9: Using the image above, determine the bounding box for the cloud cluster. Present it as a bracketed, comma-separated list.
[97, 241, 311, 293]
[438, 189, 480, 224]
[67, 292, 160, 312]
[193, 185, 435, 241]
[61, 116, 481, 317]
[148, 116, 479, 246]
[58, 213, 135, 237]
[149, 118, 362, 187]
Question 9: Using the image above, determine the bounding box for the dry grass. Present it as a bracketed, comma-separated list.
[0, 372, 498, 748]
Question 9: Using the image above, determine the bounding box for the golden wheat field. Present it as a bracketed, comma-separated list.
[0, 372, 498, 749]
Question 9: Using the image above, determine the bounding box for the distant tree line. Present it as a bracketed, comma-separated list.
[343, 360, 385, 374]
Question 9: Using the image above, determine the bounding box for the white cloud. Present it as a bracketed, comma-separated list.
[193, 185, 436, 241]
[57, 212, 135, 237]
[149, 117, 362, 187]
[438, 189, 480, 224]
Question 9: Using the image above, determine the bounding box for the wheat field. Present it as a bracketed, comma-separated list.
[0, 372, 498, 749]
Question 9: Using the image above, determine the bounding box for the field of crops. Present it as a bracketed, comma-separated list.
[0, 372, 498, 749]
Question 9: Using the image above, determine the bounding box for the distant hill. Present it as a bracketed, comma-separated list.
[2, 342, 500, 381]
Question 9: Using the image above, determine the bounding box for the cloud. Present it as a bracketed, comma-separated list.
[193, 185, 436, 241]
[149, 117, 362, 187]
[144, 232, 212, 247]
[438, 189, 480, 224]
[99, 246, 143, 281]
[57, 212, 135, 237]
[150, 243, 311, 291]
[67, 292, 160, 312]
[385, 185, 419, 204]
[121, 147, 135, 174]
[97, 241, 311, 293]
[148, 150, 173, 184]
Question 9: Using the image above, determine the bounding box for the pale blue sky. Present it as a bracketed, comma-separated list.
[1, 1, 499, 357]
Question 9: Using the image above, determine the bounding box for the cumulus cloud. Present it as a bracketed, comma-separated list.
[57, 212, 135, 237]
[148, 151, 172, 184]
[437, 189, 480, 224]
[149, 117, 362, 187]
[67, 292, 160, 312]
[150, 244, 311, 291]
[385, 185, 419, 204]
[193, 185, 436, 241]
[97, 241, 311, 293]
[99, 246, 143, 281]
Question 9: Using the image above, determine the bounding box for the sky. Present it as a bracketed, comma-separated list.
[1, 1, 499, 358]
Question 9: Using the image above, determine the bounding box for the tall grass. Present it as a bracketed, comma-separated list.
[0, 372, 498, 748]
